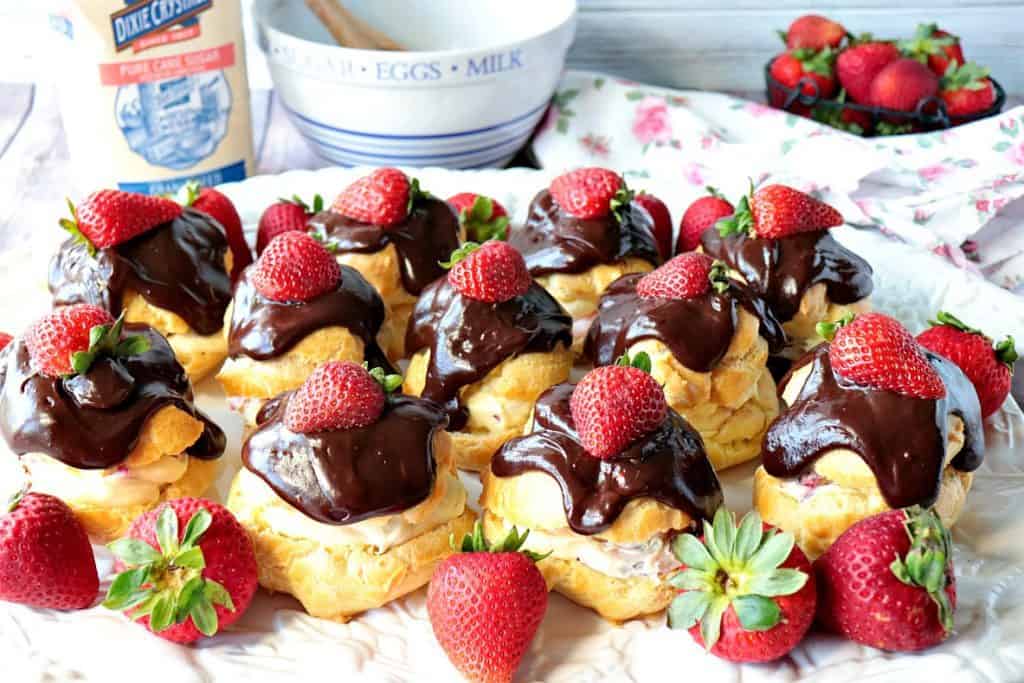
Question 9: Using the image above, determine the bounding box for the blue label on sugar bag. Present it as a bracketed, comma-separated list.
[117, 160, 246, 195]
[110, 0, 212, 52]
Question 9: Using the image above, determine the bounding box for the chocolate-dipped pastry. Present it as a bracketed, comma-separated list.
[227, 264, 392, 371]
[491, 383, 723, 535]
[763, 344, 983, 509]
[0, 325, 224, 470]
[405, 278, 572, 430]
[49, 208, 231, 336]
[308, 196, 460, 296]
[243, 394, 447, 525]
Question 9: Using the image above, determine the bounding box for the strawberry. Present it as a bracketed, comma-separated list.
[0, 332, 12, 351]
[60, 190, 182, 253]
[815, 506, 956, 652]
[668, 508, 815, 662]
[570, 354, 668, 459]
[900, 23, 964, 77]
[250, 231, 341, 303]
[427, 521, 548, 683]
[678, 187, 734, 252]
[549, 167, 628, 220]
[917, 311, 1016, 418]
[103, 499, 257, 643]
[24, 305, 149, 378]
[837, 41, 900, 104]
[717, 184, 843, 240]
[256, 194, 323, 255]
[181, 182, 252, 281]
[939, 62, 996, 118]
[812, 91, 873, 135]
[447, 193, 510, 242]
[637, 253, 729, 300]
[869, 58, 940, 113]
[333, 167, 427, 227]
[0, 490, 98, 610]
[817, 312, 946, 399]
[284, 361, 401, 433]
[633, 192, 673, 259]
[781, 14, 846, 51]
[444, 241, 531, 303]
[769, 49, 838, 107]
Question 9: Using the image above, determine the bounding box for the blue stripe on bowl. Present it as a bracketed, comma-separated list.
[306, 141, 523, 170]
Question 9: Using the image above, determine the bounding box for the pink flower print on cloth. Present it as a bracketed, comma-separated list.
[632, 96, 673, 144]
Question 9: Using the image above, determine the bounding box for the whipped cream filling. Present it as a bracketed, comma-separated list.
[237, 468, 467, 552]
[228, 396, 270, 426]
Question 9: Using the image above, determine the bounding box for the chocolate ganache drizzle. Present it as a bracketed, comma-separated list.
[0, 325, 224, 470]
[763, 344, 983, 509]
[49, 208, 232, 336]
[584, 273, 786, 372]
[227, 264, 393, 372]
[307, 197, 460, 295]
[509, 190, 661, 277]
[405, 278, 572, 430]
[243, 394, 448, 525]
[491, 383, 723, 535]
[700, 229, 873, 323]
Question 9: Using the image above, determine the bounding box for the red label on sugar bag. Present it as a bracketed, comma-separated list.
[98, 43, 234, 85]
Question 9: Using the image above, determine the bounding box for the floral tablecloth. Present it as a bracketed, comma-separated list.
[533, 71, 1024, 294]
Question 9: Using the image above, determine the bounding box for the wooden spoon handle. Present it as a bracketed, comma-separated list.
[304, 0, 404, 51]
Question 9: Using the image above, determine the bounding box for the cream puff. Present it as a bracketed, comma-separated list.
[585, 253, 786, 470]
[403, 240, 573, 471]
[753, 313, 984, 559]
[226, 361, 475, 622]
[481, 366, 724, 622]
[0, 305, 224, 543]
[216, 232, 392, 426]
[307, 168, 462, 361]
[509, 168, 662, 350]
[701, 184, 872, 360]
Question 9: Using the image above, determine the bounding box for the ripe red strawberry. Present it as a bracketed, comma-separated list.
[427, 521, 548, 683]
[333, 167, 424, 227]
[61, 190, 182, 251]
[819, 312, 946, 399]
[939, 62, 996, 118]
[251, 231, 341, 303]
[637, 253, 728, 300]
[24, 304, 112, 377]
[0, 332, 11, 351]
[445, 241, 531, 303]
[668, 509, 815, 662]
[570, 356, 668, 459]
[900, 23, 964, 77]
[815, 506, 956, 651]
[0, 491, 98, 610]
[104, 498, 257, 643]
[678, 187, 734, 252]
[837, 42, 900, 104]
[869, 58, 940, 112]
[718, 184, 843, 240]
[184, 183, 252, 281]
[917, 311, 1016, 418]
[782, 14, 846, 51]
[256, 195, 323, 255]
[549, 167, 627, 220]
[769, 49, 838, 107]
[284, 360, 399, 433]
[812, 91, 874, 136]
[633, 192, 673, 259]
[448, 193, 510, 242]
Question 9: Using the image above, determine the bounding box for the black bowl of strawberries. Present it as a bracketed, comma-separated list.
[765, 16, 1005, 136]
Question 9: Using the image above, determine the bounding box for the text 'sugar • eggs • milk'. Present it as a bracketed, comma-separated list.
[49, 0, 254, 195]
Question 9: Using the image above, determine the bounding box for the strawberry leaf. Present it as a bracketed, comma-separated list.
[711, 507, 737, 558]
[173, 546, 206, 571]
[439, 242, 480, 269]
[368, 365, 403, 395]
[889, 506, 956, 632]
[156, 506, 179, 556]
[667, 590, 712, 629]
[103, 566, 152, 610]
[996, 336, 1017, 368]
[747, 531, 795, 573]
[190, 594, 219, 637]
[733, 511, 763, 562]
[108, 538, 162, 565]
[149, 594, 175, 632]
[672, 533, 715, 570]
[700, 596, 729, 650]
[733, 594, 782, 631]
[204, 580, 235, 611]
[175, 576, 205, 624]
[746, 568, 808, 596]
[716, 195, 753, 237]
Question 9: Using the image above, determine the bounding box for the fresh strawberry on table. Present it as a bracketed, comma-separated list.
[60, 189, 182, 253]
[667, 508, 816, 662]
[333, 167, 428, 227]
[444, 240, 531, 304]
[549, 167, 630, 220]
[781, 14, 846, 51]
[869, 58, 940, 113]
[427, 521, 548, 683]
[447, 192, 510, 242]
[251, 231, 341, 303]
[939, 62, 997, 119]
[678, 187, 733, 252]
[256, 194, 323, 255]
[769, 48, 838, 108]
[900, 23, 965, 77]
[0, 332, 11, 351]
[813, 91, 873, 135]
[181, 181, 252, 281]
[637, 252, 729, 299]
[284, 360, 400, 434]
[103, 498, 257, 644]
[836, 40, 900, 104]
[0, 490, 98, 610]
[24, 305, 148, 377]
[633, 191, 674, 259]
[815, 506, 956, 651]
[917, 311, 1016, 418]
[716, 184, 843, 240]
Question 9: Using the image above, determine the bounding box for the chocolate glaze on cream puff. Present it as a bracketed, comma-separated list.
[49, 207, 233, 381]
